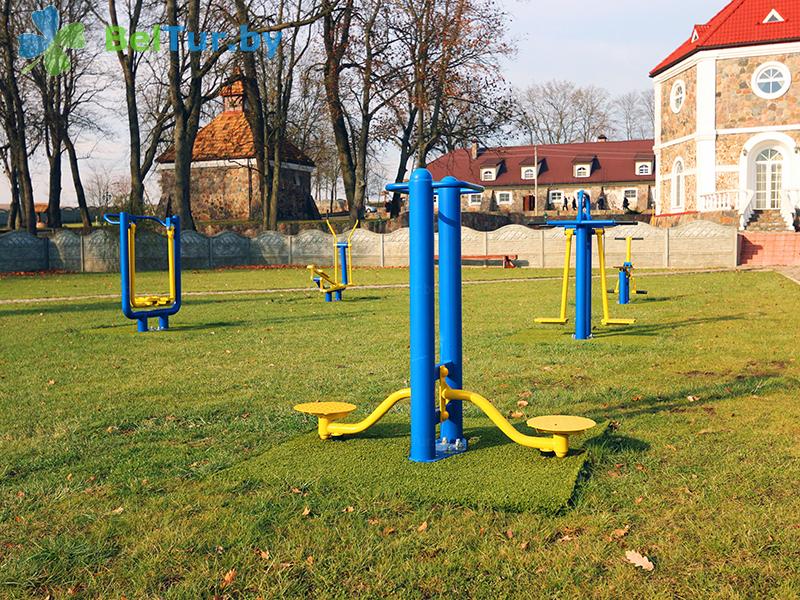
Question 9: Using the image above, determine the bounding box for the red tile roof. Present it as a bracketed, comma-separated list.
[651, 0, 800, 76]
[158, 98, 314, 166]
[427, 140, 654, 188]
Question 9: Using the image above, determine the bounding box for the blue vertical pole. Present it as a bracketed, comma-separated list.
[336, 242, 348, 301]
[408, 168, 437, 463]
[574, 225, 591, 340]
[438, 178, 464, 449]
[619, 266, 630, 305]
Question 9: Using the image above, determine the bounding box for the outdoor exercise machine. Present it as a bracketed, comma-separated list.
[534, 191, 637, 340]
[611, 236, 648, 305]
[307, 219, 359, 302]
[294, 169, 595, 462]
[103, 212, 181, 332]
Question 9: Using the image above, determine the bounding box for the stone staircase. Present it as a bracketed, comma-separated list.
[745, 210, 791, 231]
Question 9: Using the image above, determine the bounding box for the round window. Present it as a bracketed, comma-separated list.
[752, 62, 791, 100]
[670, 80, 686, 114]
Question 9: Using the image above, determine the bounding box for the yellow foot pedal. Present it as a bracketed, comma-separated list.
[294, 402, 357, 439]
[535, 318, 569, 324]
[526, 415, 596, 458]
[601, 318, 636, 326]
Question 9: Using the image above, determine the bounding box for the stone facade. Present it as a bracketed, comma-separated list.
[653, 29, 800, 230]
[158, 162, 316, 222]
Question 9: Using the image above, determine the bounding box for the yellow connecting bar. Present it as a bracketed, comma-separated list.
[596, 229, 635, 326]
[128, 223, 176, 308]
[535, 229, 573, 324]
[326, 388, 411, 437]
[307, 265, 348, 292]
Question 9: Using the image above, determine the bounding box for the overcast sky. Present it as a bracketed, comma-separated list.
[3, 0, 728, 207]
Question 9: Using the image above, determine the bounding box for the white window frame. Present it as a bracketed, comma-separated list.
[496, 191, 513, 205]
[671, 158, 685, 210]
[763, 9, 784, 23]
[468, 193, 482, 206]
[636, 162, 652, 176]
[549, 190, 564, 206]
[670, 79, 686, 114]
[751, 61, 791, 100]
[521, 167, 536, 180]
[480, 168, 496, 181]
[574, 164, 591, 178]
[623, 188, 639, 206]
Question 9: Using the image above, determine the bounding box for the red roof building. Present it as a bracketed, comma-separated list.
[652, 0, 800, 76]
[157, 79, 318, 223]
[650, 0, 800, 230]
[426, 140, 655, 214]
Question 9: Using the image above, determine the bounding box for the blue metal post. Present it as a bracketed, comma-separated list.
[437, 178, 466, 451]
[619, 266, 631, 305]
[574, 224, 591, 340]
[119, 211, 131, 322]
[336, 242, 348, 301]
[137, 318, 148, 332]
[408, 168, 437, 463]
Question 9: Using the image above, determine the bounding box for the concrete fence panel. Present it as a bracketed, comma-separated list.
[251, 231, 291, 266]
[49, 230, 82, 271]
[82, 229, 118, 272]
[210, 231, 251, 268]
[0, 230, 48, 272]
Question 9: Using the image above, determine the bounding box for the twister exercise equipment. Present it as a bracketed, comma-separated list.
[611, 236, 648, 305]
[104, 212, 181, 332]
[534, 191, 637, 340]
[294, 169, 596, 462]
[307, 219, 359, 302]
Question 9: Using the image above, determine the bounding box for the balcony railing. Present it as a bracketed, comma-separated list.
[698, 189, 751, 212]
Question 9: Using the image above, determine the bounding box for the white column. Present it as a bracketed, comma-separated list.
[654, 81, 663, 214]
[696, 58, 718, 206]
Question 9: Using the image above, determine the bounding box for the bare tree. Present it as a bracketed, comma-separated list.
[0, 0, 37, 233]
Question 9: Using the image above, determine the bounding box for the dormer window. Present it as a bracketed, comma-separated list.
[574, 164, 591, 178]
[522, 167, 536, 180]
[481, 169, 496, 181]
[763, 9, 784, 23]
[691, 28, 699, 42]
[636, 161, 653, 176]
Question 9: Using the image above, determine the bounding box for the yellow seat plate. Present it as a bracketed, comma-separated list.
[294, 402, 357, 417]
[535, 318, 569, 324]
[527, 415, 596, 435]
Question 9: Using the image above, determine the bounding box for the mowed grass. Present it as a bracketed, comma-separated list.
[0, 267, 799, 598]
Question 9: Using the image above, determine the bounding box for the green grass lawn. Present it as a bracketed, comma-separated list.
[1, 268, 799, 598]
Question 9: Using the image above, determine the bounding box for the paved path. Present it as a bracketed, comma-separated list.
[0, 267, 745, 306]
[778, 267, 800, 285]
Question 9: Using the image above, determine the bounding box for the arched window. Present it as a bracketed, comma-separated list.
[671, 159, 685, 209]
[754, 148, 784, 209]
[523, 168, 535, 180]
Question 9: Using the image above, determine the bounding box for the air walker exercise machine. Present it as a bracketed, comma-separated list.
[534, 191, 637, 339]
[307, 219, 359, 302]
[104, 213, 182, 332]
[294, 170, 595, 462]
[611, 236, 648, 304]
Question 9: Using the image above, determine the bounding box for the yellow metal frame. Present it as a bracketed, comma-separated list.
[596, 229, 635, 326]
[535, 229, 573, 324]
[128, 223, 176, 309]
[308, 219, 359, 293]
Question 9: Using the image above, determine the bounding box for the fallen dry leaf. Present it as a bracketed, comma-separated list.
[306, 555, 314, 565]
[302, 506, 311, 517]
[625, 550, 654, 572]
[417, 521, 428, 533]
[257, 549, 270, 560]
[47, 379, 55, 386]
[517, 400, 529, 408]
[518, 541, 530, 551]
[109, 506, 124, 515]
[518, 390, 532, 399]
[343, 506, 355, 513]
[634, 496, 644, 505]
[509, 411, 524, 419]
[220, 568, 237, 589]
[381, 526, 396, 536]
[608, 525, 630, 540]
[505, 529, 514, 539]
[557, 534, 575, 543]
[687, 395, 700, 402]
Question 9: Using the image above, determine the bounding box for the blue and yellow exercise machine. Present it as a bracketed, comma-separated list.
[307, 219, 358, 302]
[103, 212, 181, 332]
[535, 191, 637, 339]
[294, 170, 595, 462]
[612, 236, 647, 305]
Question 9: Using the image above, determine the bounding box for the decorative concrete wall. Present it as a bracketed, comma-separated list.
[0, 220, 740, 273]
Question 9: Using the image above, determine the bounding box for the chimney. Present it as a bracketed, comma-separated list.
[470, 139, 479, 160]
[597, 134, 608, 143]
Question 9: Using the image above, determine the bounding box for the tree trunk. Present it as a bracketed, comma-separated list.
[64, 135, 91, 231]
[46, 143, 63, 228]
[8, 163, 19, 229]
